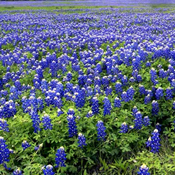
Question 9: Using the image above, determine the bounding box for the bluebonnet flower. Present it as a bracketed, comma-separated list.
[129, 125, 134, 129]
[73, 90, 85, 108]
[150, 68, 157, 85]
[137, 164, 150, 175]
[173, 101, 175, 110]
[136, 74, 142, 82]
[37, 97, 44, 111]
[13, 168, 23, 175]
[67, 115, 77, 137]
[120, 122, 128, 133]
[114, 97, 121, 108]
[139, 85, 146, 96]
[105, 86, 112, 96]
[0, 119, 9, 132]
[155, 123, 161, 132]
[0, 136, 10, 164]
[36, 66, 43, 79]
[144, 94, 151, 105]
[147, 129, 161, 153]
[166, 88, 173, 100]
[146, 61, 151, 67]
[94, 85, 101, 95]
[146, 137, 152, 147]
[121, 75, 128, 86]
[34, 143, 43, 151]
[134, 111, 143, 129]
[91, 97, 99, 114]
[171, 79, 175, 88]
[42, 114, 52, 130]
[66, 72, 72, 81]
[30, 110, 41, 133]
[78, 133, 87, 148]
[78, 75, 85, 87]
[41, 79, 48, 93]
[152, 100, 159, 115]
[86, 86, 93, 97]
[42, 165, 55, 175]
[155, 87, 164, 100]
[55, 146, 66, 168]
[121, 91, 128, 102]
[129, 77, 135, 83]
[127, 86, 135, 101]
[143, 116, 150, 126]
[86, 110, 93, 118]
[115, 82, 123, 94]
[94, 76, 101, 86]
[57, 108, 64, 117]
[101, 76, 109, 88]
[96, 120, 106, 141]
[22, 141, 30, 150]
[132, 106, 138, 117]
[103, 97, 112, 116]
[159, 69, 167, 78]
[67, 108, 75, 116]
[53, 96, 63, 108]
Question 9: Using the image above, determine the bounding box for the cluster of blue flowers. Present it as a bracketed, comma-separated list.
[42, 165, 55, 175]
[55, 147, 66, 168]
[137, 164, 150, 175]
[96, 120, 106, 141]
[1, 7, 175, 174]
[22, 141, 31, 150]
[146, 129, 161, 153]
[0, 136, 10, 164]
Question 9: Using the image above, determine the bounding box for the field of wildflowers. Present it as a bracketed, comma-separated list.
[0, 5, 175, 175]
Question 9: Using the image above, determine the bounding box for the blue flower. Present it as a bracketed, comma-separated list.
[146, 137, 152, 147]
[55, 147, 66, 168]
[152, 100, 159, 115]
[150, 68, 157, 85]
[144, 94, 151, 104]
[57, 108, 64, 117]
[166, 88, 173, 100]
[96, 120, 106, 141]
[114, 97, 121, 108]
[30, 110, 41, 133]
[134, 111, 143, 129]
[121, 91, 128, 102]
[143, 116, 150, 126]
[155, 123, 161, 132]
[132, 106, 138, 117]
[67, 115, 77, 137]
[78, 133, 87, 148]
[42, 114, 52, 130]
[120, 122, 128, 133]
[137, 164, 150, 175]
[103, 97, 112, 116]
[173, 101, 175, 110]
[86, 110, 93, 118]
[74, 90, 85, 108]
[0, 119, 9, 132]
[115, 82, 123, 94]
[148, 129, 161, 153]
[0, 136, 10, 164]
[22, 141, 30, 150]
[126, 86, 135, 101]
[155, 87, 164, 100]
[13, 168, 23, 175]
[42, 165, 55, 175]
[91, 97, 99, 114]
[139, 85, 146, 95]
